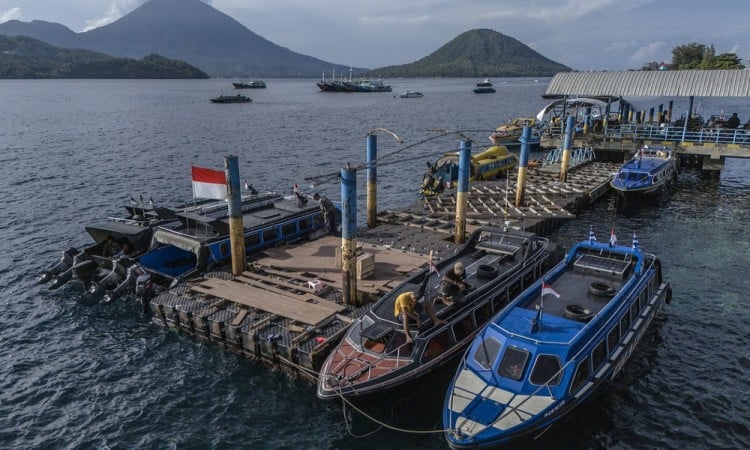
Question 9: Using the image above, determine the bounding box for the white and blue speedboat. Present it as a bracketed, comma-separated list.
[610, 145, 678, 198]
[443, 230, 671, 448]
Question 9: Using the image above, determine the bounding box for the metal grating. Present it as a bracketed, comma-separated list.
[574, 254, 629, 276]
[546, 70, 750, 97]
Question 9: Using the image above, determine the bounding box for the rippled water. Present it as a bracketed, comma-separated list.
[0, 79, 748, 449]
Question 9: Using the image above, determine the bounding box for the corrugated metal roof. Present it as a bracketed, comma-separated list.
[546, 70, 750, 97]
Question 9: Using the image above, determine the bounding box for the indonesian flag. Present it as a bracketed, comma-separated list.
[428, 251, 438, 274]
[541, 282, 561, 298]
[191, 165, 227, 200]
[609, 227, 618, 247]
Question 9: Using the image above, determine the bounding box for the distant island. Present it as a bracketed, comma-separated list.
[0, 35, 208, 79]
[366, 29, 570, 78]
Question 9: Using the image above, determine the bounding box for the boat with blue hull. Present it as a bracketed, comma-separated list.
[317, 227, 561, 400]
[136, 191, 327, 286]
[610, 145, 678, 199]
[443, 231, 671, 448]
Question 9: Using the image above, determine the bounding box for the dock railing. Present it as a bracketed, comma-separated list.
[544, 123, 750, 146]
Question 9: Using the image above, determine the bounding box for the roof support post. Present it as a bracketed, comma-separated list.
[682, 96, 694, 142]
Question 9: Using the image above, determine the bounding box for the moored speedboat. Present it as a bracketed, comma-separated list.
[443, 230, 671, 448]
[400, 90, 424, 98]
[610, 145, 678, 199]
[473, 87, 496, 94]
[210, 94, 251, 103]
[490, 117, 541, 149]
[317, 227, 560, 400]
[421, 145, 518, 195]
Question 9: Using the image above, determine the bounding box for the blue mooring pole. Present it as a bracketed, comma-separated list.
[583, 107, 592, 134]
[225, 155, 245, 275]
[649, 107, 655, 124]
[515, 126, 531, 207]
[454, 140, 471, 244]
[560, 115, 574, 182]
[658, 104, 664, 123]
[667, 100, 674, 122]
[340, 165, 359, 306]
[366, 134, 377, 228]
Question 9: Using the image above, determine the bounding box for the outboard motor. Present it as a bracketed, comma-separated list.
[105, 264, 141, 302]
[49, 267, 73, 290]
[98, 260, 126, 290]
[71, 253, 96, 282]
[39, 247, 78, 284]
[135, 270, 154, 314]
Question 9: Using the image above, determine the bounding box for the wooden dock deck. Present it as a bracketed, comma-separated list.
[147, 160, 617, 377]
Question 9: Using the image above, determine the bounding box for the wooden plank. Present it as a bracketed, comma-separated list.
[234, 275, 345, 313]
[239, 271, 314, 293]
[230, 309, 249, 326]
[191, 278, 333, 326]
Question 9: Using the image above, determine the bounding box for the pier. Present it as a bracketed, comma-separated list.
[145, 137, 618, 378]
[538, 70, 750, 176]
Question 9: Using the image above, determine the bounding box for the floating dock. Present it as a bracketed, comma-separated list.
[146, 159, 619, 378]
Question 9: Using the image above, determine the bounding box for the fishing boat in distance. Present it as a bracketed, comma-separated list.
[473, 86, 496, 94]
[476, 78, 493, 87]
[232, 79, 266, 89]
[317, 227, 560, 400]
[399, 90, 424, 98]
[421, 145, 518, 195]
[443, 230, 671, 448]
[210, 94, 251, 103]
[610, 145, 678, 200]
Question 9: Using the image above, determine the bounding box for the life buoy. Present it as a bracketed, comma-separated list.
[589, 282, 616, 297]
[564, 304, 594, 321]
[476, 264, 498, 279]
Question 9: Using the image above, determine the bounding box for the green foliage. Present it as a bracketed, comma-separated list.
[670, 42, 744, 70]
[0, 35, 209, 78]
[364, 29, 570, 78]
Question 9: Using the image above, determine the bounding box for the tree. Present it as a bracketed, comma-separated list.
[670, 42, 744, 70]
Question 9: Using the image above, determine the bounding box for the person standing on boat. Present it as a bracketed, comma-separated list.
[726, 113, 740, 129]
[438, 262, 466, 306]
[313, 193, 337, 235]
[394, 291, 446, 344]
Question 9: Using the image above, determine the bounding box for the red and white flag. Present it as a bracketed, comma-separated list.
[541, 282, 561, 298]
[191, 165, 227, 200]
[609, 227, 618, 247]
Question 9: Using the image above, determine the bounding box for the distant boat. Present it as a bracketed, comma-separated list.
[232, 79, 266, 89]
[473, 87, 496, 94]
[210, 94, 251, 103]
[348, 78, 393, 92]
[610, 145, 678, 199]
[400, 90, 424, 98]
[476, 78, 493, 87]
[490, 117, 541, 149]
[443, 230, 671, 448]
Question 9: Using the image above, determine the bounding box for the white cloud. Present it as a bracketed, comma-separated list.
[0, 7, 22, 22]
[629, 41, 667, 64]
[82, 1, 142, 32]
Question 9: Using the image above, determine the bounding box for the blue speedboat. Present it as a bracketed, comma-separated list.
[443, 230, 671, 448]
[610, 145, 678, 198]
[137, 191, 327, 285]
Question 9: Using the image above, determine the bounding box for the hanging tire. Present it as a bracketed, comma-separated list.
[564, 304, 593, 321]
[665, 286, 673, 304]
[589, 282, 615, 297]
[476, 264, 498, 279]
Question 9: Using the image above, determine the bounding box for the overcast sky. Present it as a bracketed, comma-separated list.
[1, 0, 747, 70]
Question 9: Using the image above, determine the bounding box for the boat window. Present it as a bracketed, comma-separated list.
[592, 340, 607, 370]
[219, 242, 229, 257]
[473, 303, 492, 326]
[299, 218, 311, 231]
[607, 325, 620, 354]
[570, 357, 590, 394]
[529, 354, 563, 386]
[620, 311, 631, 333]
[262, 228, 278, 243]
[281, 222, 297, 236]
[473, 337, 502, 370]
[421, 329, 453, 364]
[244, 234, 260, 249]
[630, 302, 639, 322]
[492, 291, 509, 312]
[497, 347, 530, 381]
[452, 316, 474, 342]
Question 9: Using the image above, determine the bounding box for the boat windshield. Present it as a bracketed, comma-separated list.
[618, 171, 649, 181]
[497, 347, 530, 381]
[473, 337, 502, 370]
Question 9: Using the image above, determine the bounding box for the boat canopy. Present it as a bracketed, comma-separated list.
[85, 222, 154, 248]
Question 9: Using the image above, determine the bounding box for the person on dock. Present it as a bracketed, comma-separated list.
[394, 291, 446, 344]
[438, 262, 466, 306]
[726, 113, 740, 129]
[313, 193, 337, 235]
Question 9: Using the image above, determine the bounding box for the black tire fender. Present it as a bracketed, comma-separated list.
[564, 304, 594, 321]
[589, 282, 616, 297]
[476, 264, 498, 279]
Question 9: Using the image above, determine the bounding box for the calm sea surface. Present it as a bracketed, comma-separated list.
[0, 79, 748, 449]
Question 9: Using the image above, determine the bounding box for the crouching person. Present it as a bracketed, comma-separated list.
[394, 291, 446, 344]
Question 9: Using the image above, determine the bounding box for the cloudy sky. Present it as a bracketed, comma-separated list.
[1, 0, 747, 70]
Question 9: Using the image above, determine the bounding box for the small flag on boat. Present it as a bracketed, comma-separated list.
[243, 180, 250, 191]
[293, 183, 300, 194]
[632, 232, 640, 250]
[191, 165, 227, 200]
[428, 251, 438, 274]
[609, 227, 618, 247]
[589, 226, 597, 243]
[541, 282, 561, 298]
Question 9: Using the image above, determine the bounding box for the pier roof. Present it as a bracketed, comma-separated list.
[546, 69, 750, 97]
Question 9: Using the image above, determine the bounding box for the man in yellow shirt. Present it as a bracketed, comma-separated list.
[394, 291, 446, 344]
